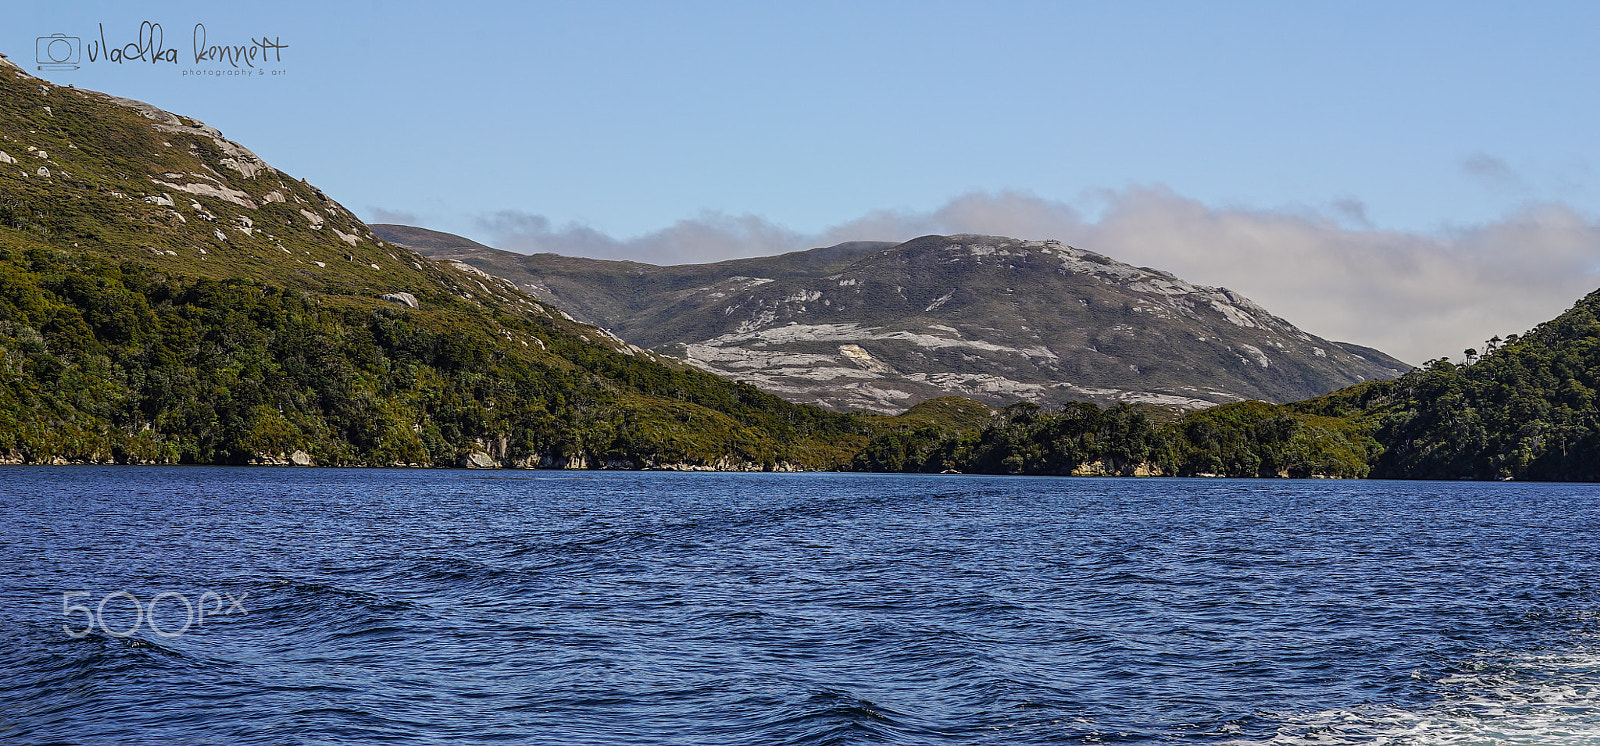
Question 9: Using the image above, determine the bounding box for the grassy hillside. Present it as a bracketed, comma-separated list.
[0, 58, 870, 468]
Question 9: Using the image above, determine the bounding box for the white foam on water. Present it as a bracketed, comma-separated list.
[1231, 648, 1600, 746]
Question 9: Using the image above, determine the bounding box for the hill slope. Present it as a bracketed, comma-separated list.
[1367, 287, 1600, 480]
[380, 227, 1408, 413]
[851, 287, 1600, 482]
[0, 56, 869, 468]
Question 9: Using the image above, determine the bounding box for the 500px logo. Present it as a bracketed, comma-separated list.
[34, 22, 287, 71]
[61, 590, 247, 639]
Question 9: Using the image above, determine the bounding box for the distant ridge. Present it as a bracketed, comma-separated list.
[376, 226, 1408, 413]
[367, 224, 497, 253]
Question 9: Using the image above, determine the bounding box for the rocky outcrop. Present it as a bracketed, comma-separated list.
[379, 292, 419, 309]
[251, 450, 315, 466]
[460, 451, 499, 469]
[1069, 459, 1164, 477]
[95, 92, 273, 180]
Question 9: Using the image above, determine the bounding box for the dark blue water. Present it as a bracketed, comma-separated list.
[3, 468, 1600, 745]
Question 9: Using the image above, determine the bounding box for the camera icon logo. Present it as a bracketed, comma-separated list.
[36, 34, 80, 71]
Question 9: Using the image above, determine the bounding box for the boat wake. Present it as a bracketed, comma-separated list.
[1239, 646, 1600, 745]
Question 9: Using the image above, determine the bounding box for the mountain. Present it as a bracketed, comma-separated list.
[0, 55, 872, 468]
[376, 227, 1409, 413]
[371, 224, 897, 332]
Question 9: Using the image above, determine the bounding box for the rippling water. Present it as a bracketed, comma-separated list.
[3, 468, 1599, 744]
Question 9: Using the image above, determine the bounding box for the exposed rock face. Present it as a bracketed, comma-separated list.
[252, 450, 314, 466]
[379, 292, 419, 309]
[461, 451, 499, 469]
[386, 228, 1408, 413]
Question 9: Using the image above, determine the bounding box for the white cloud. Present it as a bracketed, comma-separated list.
[470, 189, 1600, 365]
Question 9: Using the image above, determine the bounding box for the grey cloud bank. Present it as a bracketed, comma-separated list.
[474, 210, 812, 267]
[454, 190, 1600, 367]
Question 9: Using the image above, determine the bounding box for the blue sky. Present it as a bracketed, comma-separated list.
[7, 1, 1600, 362]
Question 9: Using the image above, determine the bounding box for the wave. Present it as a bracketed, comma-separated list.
[1236, 647, 1600, 745]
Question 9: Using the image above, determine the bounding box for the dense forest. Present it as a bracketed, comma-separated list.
[0, 244, 875, 468]
[1, 234, 1148, 472]
[853, 399, 1379, 479]
[854, 288, 1600, 481]
[1370, 290, 1600, 480]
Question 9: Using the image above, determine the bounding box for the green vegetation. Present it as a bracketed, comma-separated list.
[853, 402, 1152, 475]
[0, 64, 870, 469]
[4, 63, 1598, 480]
[850, 289, 1600, 482]
[1370, 291, 1600, 481]
[0, 243, 870, 467]
[851, 399, 1376, 478]
[1169, 400, 1378, 478]
[880, 396, 995, 431]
